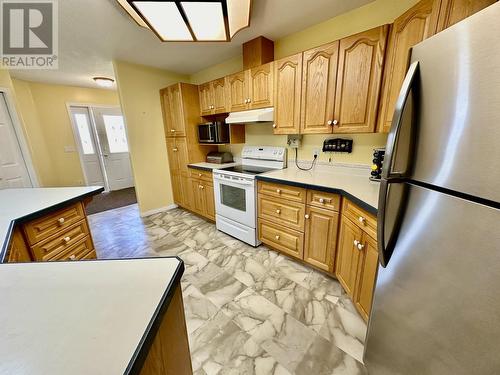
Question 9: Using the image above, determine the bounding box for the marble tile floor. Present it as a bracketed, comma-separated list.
[88, 204, 368, 375]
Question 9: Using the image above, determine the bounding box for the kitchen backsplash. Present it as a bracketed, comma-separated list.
[219, 123, 388, 165]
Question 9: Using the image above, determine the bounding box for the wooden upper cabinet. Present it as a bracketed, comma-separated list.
[165, 84, 186, 137]
[212, 78, 227, 114]
[248, 62, 274, 109]
[198, 83, 213, 116]
[273, 53, 303, 134]
[334, 25, 389, 133]
[300, 41, 339, 134]
[335, 215, 363, 297]
[226, 71, 249, 112]
[354, 233, 378, 321]
[437, 0, 496, 32]
[377, 0, 441, 133]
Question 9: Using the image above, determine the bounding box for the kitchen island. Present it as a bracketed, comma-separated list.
[0, 257, 191, 375]
[0, 186, 104, 263]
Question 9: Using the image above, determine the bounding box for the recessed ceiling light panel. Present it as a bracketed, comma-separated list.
[118, 0, 252, 42]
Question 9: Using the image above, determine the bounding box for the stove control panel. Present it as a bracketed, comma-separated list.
[241, 146, 286, 161]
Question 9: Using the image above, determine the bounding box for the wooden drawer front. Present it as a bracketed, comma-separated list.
[307, 190, 341, 211]
[52, 236, 95, 261]
[258, 218, 304, 260]
[23, 203, 86, 245]
[258, 195, 305, 231]
[189, 168, 213, 183]
[258, 181, 306, 203]
[342, 199, 377, 239]
[31, 220, 90, 261]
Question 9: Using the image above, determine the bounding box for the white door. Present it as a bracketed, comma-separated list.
[92, 108, 134, 191]
[0, 93, 32, 189]
[69, 106, 105, 187]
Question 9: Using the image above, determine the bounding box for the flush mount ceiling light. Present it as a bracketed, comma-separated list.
[117, 0, 252, 42]
[93, 77, 115, 88]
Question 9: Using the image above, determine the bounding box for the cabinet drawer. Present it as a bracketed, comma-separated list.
[258, 195, 305, 231]
[51, 236, 95, 261]
[307, 190, 341, 211]
[23, 203, 86, 245]
[258, 181, 306, 203]
[31, 220, 90, 261]
[342, 199, 377, 239]
[189, 168, 213, 183]
[258, 218, 304, 260]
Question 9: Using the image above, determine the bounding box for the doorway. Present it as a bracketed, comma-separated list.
[0, 91, 36, 189]
[69, 105, 134, 192]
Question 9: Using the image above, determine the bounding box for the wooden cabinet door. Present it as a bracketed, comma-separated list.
[334, 25, 389, 133]
[212, 78, 227, 114]
[203, 183, 215, 221]
[175, 137, 189, 175]
[248, 62, 274, 109]
[7, 228, 31, 263]
[300, 41, 339, 134]
[304, 206, 339, 273]
[198, 83, 213, 116]
[437, 0, 496, 32]
[354, 234, 379, 321]
[165, 138, 180, 173]
[167, 84, 186, 137]
[273, 53, 303, 134]
[190, 178, 204, 215]
[377, 0, 441, 133]
[160, 89, 175, 137]
[180, 173, 191, 210]
[226, 71, 249, 112]
[171, 172, 184, 207]
[335, 216, 363, 297]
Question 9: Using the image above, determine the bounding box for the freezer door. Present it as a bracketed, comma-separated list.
[406, 3, 500, 203]
[365, 183, 500, 374]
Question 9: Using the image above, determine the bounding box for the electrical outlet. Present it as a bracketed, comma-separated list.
[313, 148, 320, 158]
[287, 135, 302, 149]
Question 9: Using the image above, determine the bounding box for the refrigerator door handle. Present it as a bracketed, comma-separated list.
[378, 61, 419, 267]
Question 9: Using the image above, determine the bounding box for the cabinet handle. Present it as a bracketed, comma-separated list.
[358, 216, 366, 225]
[276, 189, 281, 194]
[200, 185, 204, 190]
[272, 124, 277, 128]
[57, 217, 65, 225]
[276, 209, 281, 214]
[63, 236, 71, 243]
[319, 198, 325, 204]
[354, 240, 359, 247]
[173, 148, 178, 152]
[275, 235, 280, 240]
[357, 243, 365, 250]
[305, 214, 310, 219]
[327, 120, 333, 125]
[333, 120, 339, 126]
[198, 173, 202, 177]
[69, 255, 77, 261]
[248, 98, 251, 103]
[170, 129, 175, 133]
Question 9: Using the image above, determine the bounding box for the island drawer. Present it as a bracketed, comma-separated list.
[258, 218, 304, 260]
[31, 220, 90, 261]
[307, 190, 341, 211]
[258, 181, 306, 203]
[51, 236, 96, 261]
[258, 195, 305, 231]
[189, 168, 213, 182]
[23, 202, 86, 245]
[342, 199, 377, 239]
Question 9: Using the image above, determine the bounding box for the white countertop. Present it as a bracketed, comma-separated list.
[0, 187, 103, 256]
[0, 257, 182, 375]
[259, 164, 380, 212]
[188, 162, 239, 170]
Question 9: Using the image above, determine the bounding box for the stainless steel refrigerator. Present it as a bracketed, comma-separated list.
[365, 3, 500, 374]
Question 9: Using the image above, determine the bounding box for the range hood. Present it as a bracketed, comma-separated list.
[225, 108, 274, 124]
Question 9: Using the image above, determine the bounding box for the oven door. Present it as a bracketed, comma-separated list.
[213, 173, 256, 228]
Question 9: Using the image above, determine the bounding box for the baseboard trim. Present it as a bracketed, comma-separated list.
[140, 204, 178, 217]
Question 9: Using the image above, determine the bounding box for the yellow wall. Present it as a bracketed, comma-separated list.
[192, 0, 421, 165]
[12, 79, 120, 186]
[113, 60, 189, 214]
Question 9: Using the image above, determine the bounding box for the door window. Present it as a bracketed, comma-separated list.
[220, 184, 246, 211]
[74, 113, 95, 155]
[103, 115, 129, 153]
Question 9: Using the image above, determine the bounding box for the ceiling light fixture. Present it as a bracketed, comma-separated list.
[117, 0, 252, 42]
[93, 77, 115, 88]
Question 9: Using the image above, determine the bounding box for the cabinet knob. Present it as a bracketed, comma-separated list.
[272, 124, 277, 128]
[327, 120, 333, 125]
[275, 235, 280, 240]
[247, 98, 251, 103]
[57, 217, 65, 225]
[63, 236, 71, 243]
[69, 255, 77, 261]
[319, 198, 325, 204]
[353, 240, 359, 246]
[358, 216, 366, 225]
[333, 120, 339, 126]
[305, 214, 310, 219]
[173, 148, 178, 152]
[200, 185, 204, 190]
[276, 189, 281, 194]
[357, 243, 365, 250]
[170, 129, 175, 133]
[198, 173, 202, 177]
[276, 209, 281, 214]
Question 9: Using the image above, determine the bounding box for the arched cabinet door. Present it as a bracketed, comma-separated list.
[334, 25, 389, 134]
[248, 61, 274, 110]
[300, 41, 339, 134]
[225, 71, 249, 112]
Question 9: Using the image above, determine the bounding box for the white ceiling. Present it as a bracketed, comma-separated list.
[10, 0, 374, 89]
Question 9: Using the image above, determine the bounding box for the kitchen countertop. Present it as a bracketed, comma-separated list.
[188, 161, 239, 171]
[0, 257, 184, 375]
[0, 186, 104, 261]
[257, 164, 380, 214]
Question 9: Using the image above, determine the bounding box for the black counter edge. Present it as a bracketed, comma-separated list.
[124, 257, 185, 375]
[187, 164, 215, 172]
[0, 187, 104, 263]
[255, 176, 378, 215]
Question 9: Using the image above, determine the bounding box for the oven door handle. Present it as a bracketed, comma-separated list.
[213, 174, 254, 186]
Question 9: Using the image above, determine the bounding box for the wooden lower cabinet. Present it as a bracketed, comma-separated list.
[354, 233, 378, 321]
[7, 228, 32, 263]
[139, 285, 192, 375]
[258, 218, 304, 260]
[188, 168, 215, 221]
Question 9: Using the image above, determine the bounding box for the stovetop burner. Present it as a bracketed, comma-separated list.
[219, 165, 275, 175]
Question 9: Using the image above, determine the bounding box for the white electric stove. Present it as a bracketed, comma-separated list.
[213, 146, 287, 246]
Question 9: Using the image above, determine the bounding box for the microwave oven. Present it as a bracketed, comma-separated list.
[198, 121, 230, 144]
